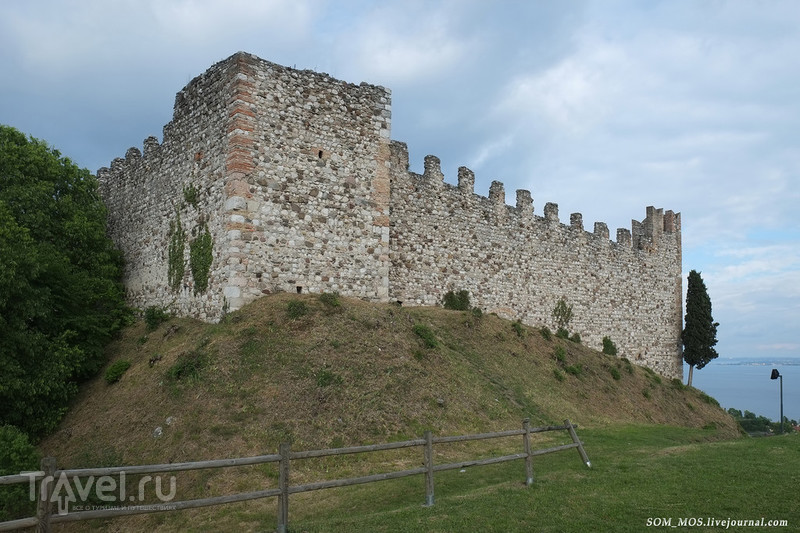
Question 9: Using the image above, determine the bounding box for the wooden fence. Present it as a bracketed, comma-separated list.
[0, 419, 590, 533]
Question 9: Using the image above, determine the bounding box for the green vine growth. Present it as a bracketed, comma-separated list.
[167, 211, 186, 291]
[183, 184, 199, 208]
[190, 225, 213, 294]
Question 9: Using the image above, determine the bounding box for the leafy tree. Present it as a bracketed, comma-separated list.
[726, 408, 743, 419]
[552, 298, 573, 338]
[0, 425, 40, 521]
[682, 270, 719, 387]
[0, 125, 127, 438]
[726, 408, 798, 435]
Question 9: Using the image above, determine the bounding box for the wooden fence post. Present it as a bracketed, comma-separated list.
[423, 431, 434, 506]
[36, 457, 57, 533]
[565, 419, 591, 468]
[277, 443, 291, 533]
[522, 418, 534, 486]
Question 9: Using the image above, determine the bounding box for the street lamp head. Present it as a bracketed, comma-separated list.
[770, 369, 781, 380]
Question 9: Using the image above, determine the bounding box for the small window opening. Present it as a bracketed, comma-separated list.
[318, 150, 323, 158]
[296, 286, 303, 294]
[255, 272, 262, 280]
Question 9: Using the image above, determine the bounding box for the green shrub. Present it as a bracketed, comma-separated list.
[144, 306, 170, 331]
[553, 369, 565, 382]
[470, 307, 483, 318]
[0, 425, 40, 521]
[511, 320, 524, 337]
[569, 332, 581, 344]
[286, 300, 308, 319]
[316, 368, 343, 387]
[442, 290, 471, 311]
[554, 346, 566, 363]
[621, 357, 634, 374]
[413, 324, 438, 349]
[319, 292, 341, 308]
[671, 378, 686, 390]
[565, 364, 583, 376]
[165, 351, 206, 382]
[602, 336, 618, 355]
[104, 360, 132, 384]
[642, 389, 651, 399]
[609, 367, 621, 380]
[555, 327, 570, 339]
[540, 327, 552, 341]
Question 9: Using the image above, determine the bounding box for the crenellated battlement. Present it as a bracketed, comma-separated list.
[98, 52, 683, 379]
[389, 143, 679, 255]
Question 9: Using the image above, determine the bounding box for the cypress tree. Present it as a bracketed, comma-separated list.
[682, 270, 719, 387]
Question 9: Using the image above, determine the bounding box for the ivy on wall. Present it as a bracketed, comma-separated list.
[183, 184, 199, 208]
[190, 225, 213, 294]
[168, 211, 186, 291]
[169, 181, 212, 294]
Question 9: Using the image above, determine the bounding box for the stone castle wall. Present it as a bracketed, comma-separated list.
[388, 144, 682, 377]
[98, 52, 683, 378]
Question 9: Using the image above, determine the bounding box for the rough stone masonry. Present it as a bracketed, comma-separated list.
[98, 52, 683, 379]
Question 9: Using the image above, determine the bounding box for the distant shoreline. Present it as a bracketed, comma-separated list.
[689, 361, 799, 422]
[710, 358, 800, 367]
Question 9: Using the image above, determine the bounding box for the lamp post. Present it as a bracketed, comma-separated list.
[770, 369, 784, 434]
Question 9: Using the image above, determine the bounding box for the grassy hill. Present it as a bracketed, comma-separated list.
[37, 293, 742, 530]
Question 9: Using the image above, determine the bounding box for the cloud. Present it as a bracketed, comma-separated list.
[469, 134, 515, 170]
[151, 0, 314, 45]
[756, 344, 800, 353]
[495, 40, 627, 137]
[701, 242, 800, 358]
[0, 0, 317, 78]
[332, 2, 474, 85]
[709, 243, 800, 292]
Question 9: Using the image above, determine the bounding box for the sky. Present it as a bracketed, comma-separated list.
[1, 0, 798, 371]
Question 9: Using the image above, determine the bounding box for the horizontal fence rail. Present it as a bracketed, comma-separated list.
[0, 419, 590, 533]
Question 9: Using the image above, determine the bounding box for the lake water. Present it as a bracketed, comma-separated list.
[687, 358, 800, 423]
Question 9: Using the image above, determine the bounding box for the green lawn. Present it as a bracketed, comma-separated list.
[283, 425, 799, 533]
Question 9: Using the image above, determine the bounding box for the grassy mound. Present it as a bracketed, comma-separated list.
[36, 293, 741, 531]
